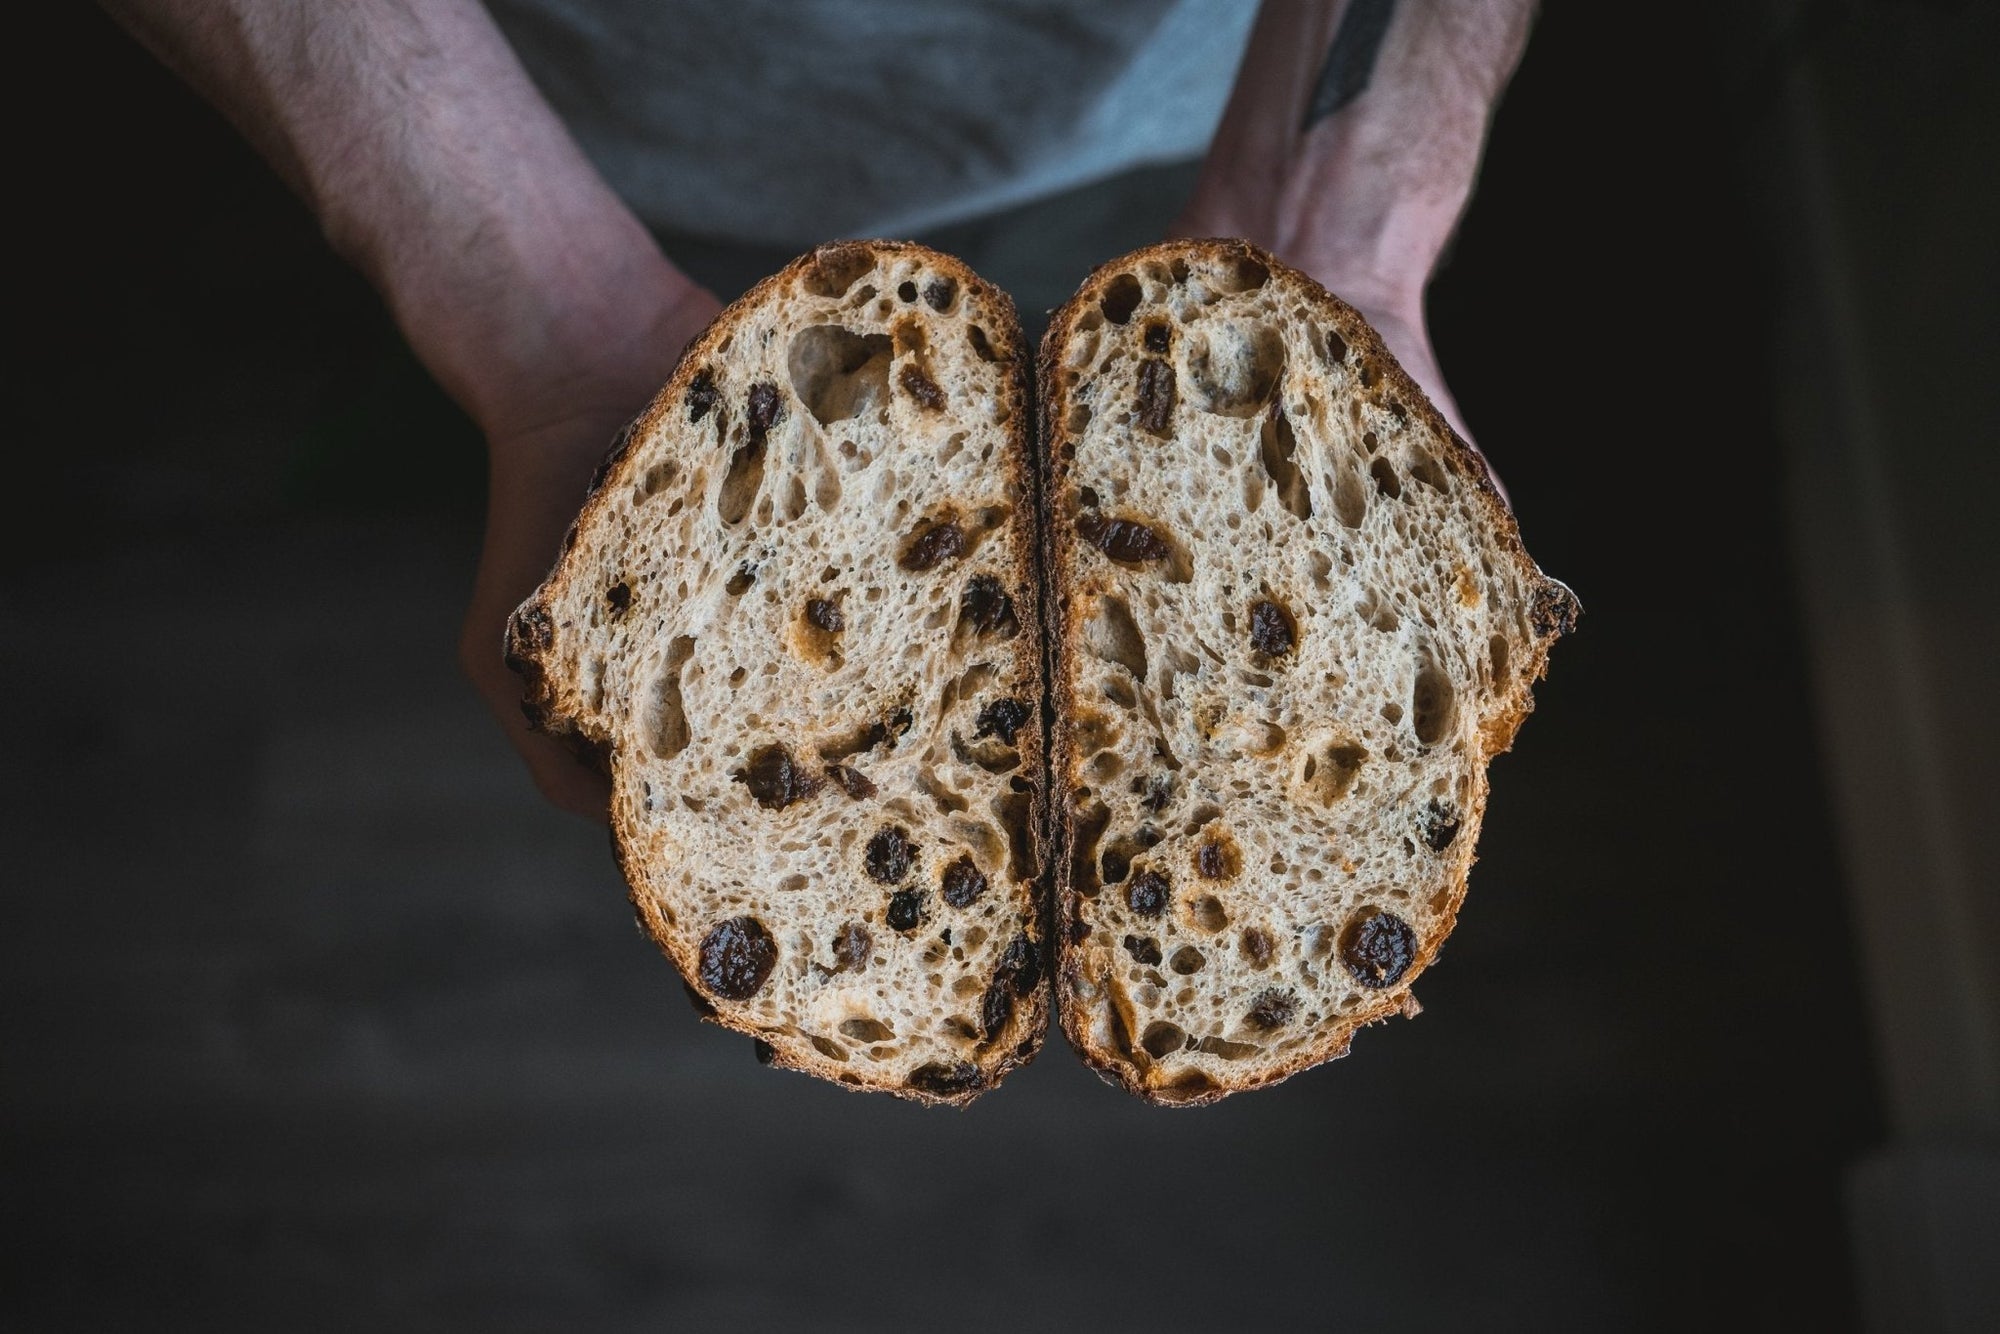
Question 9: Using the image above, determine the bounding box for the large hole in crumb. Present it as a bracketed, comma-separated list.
[1069, 797, 1112, 898]
[716, 436, 765, 526]
[997, 787, 1037, 883]
[1140, 1021, 1186, 1059]
[839, 1017, 894, 1043]
[1332, 462, 1367, 528]
[1412, 657, 1457, 746]
[1099, 273, 1142, 325]
[1301, 741, 1367, 804]
[1189, 895, 1228, 933]
[1157, 1070, 1217, 1103]
[634, 459, 680, 505]
[644, 636, 697, 760]
[1258, 409, 1312, 520]
[1169, 945, 1206, 974]
[1214, 253, 1270, 293]
[1187, 321, 1284, 417]
[1086, 594, 1148, 684]
[1356, 587, 1399, 634]
[1408, 452, 1450, 492]
[801, 246, 874, 298]
[788, 325, 893, 425]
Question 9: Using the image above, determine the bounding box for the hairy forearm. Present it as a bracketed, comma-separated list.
[1185, 0, 1536, 318]
[99, 0, 698, 434]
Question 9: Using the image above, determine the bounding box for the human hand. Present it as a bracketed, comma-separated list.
[1171, 0, 1534, 505]
[458, 284, 724, 819]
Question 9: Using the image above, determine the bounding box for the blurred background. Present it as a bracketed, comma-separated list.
[4, 2, 1995, 1330]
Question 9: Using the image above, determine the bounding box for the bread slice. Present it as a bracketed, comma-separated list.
[1039, 240, 1575, 1106]
[508, 242, 1046, 1105]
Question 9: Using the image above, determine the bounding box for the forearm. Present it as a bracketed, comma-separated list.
[99, 0, 701, 434]
[1184, 0, 1536, 319]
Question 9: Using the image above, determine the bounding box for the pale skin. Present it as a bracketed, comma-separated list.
[100, 0, 1534, 819]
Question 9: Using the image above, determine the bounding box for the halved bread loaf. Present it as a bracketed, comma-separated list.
[508, 242, 1046, 1105]
[1040, 240, 1575, 1106]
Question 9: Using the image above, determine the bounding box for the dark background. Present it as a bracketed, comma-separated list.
[2, 4, 1924, 1330]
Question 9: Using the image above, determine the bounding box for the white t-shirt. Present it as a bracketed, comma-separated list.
[486, 0, 1256, 245]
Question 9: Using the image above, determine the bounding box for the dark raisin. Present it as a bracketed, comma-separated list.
[734, 744, 821, 810]
[886, 889, 924, 932]
[752, 1038, 775, 1064]
[974, 697, 1030, 745]
[606, 581, 631, 614]
[907, 1062, 983, 1097]
[998, 933, 1040, 996]
[698, 916, 778, 1000]
[1135, 357, 1177, 435]
[897, 280, 919, 302]
[1340, 908, 1418, 988]
[825, 763, 877, 800]
[900, 519, 965, 571]
[1139, 775, 1172, 813]
[805, 598, 845, 632]
[923, 279, 957, 312]
[1126, 869, 1169, 919]
[1069, 917, 1091, 944]
[1196, 842, 1231, 880]
[1249, 600, 1296, 657]
[941, 856, 989, 908]
[1245, 988, 1296, 1030]
[960, 575, 1016, 635]
[888, 706, 914, 739]
[746, 381, 782, 444]
[833, 922, 872, 973]
[1419, 799, 1461, 852]
[1241, 927, 1274, 966]
[980, 977, 1012, 1041]
[900, 364, 946, 410]
[1143, 321, 1171, 353]
[686, 370, 719, 422]
[979, 935, 1040, 1041]
[1123, 934, 1163, 965]
[866, 826, 917, 884]
[1076, 512, 1171, 564]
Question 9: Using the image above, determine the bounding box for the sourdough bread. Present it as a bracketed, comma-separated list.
[509, 242, 1046, 1106]
[1039, 240, 1575, 1106]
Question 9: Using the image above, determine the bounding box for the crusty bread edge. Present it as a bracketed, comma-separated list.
[1037, 238, 1578, 1107]
[506, 241, 1048, 1107]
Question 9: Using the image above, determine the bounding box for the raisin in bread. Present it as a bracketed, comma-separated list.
[1039, 240, 1575, 1106]
[508, 242, 1046, 1106]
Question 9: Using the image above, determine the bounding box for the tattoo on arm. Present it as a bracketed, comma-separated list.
[1304, 0, 1397, 128]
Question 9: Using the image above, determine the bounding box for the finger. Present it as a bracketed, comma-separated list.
[523, 735, 613, 821]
